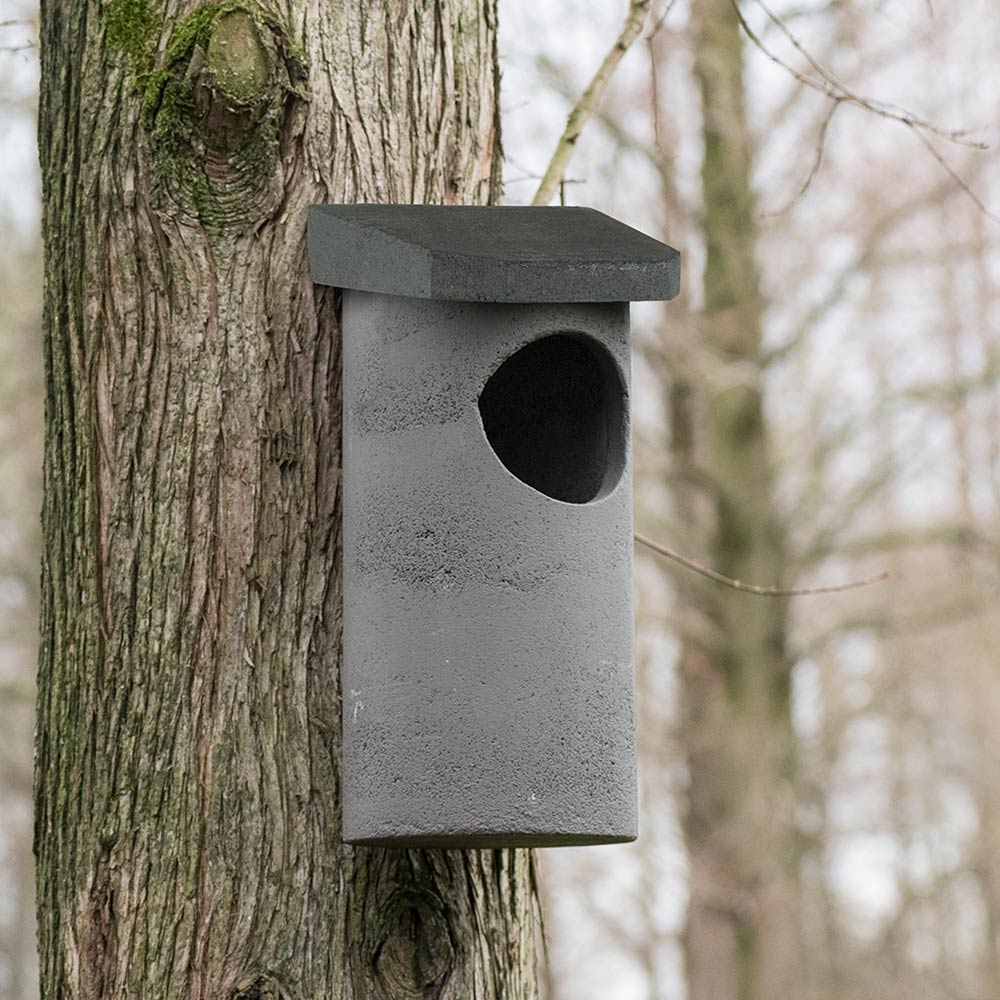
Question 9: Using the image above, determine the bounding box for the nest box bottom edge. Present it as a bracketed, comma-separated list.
[343, 828, 638, 849]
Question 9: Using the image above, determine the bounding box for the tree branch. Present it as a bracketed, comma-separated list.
[731, 0, 997, 220]
[635, 531, 889, 597]
[761, 96, 841, 217]
[740, 0, 983, 147]
[532, 0, 653, 206]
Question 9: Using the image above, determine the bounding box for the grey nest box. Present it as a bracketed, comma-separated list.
[308, 204, 680, 848]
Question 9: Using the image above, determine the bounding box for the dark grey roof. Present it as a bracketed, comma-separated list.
[308, 205, 680, 303]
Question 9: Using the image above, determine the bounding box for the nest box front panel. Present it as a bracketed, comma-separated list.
[341, 291, 636, 847]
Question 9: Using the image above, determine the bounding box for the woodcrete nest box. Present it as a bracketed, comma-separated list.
[308, 205, 680, 847]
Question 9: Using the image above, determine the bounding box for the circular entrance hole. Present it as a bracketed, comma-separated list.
[478, 333, 627, 504]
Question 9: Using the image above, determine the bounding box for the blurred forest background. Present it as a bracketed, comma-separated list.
[3, 1, 1000, 998]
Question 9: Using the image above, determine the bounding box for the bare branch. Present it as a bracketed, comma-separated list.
[731, 0, 998, 222]
[761, 96, 841, 217]
[906, 123, 1000, 225]
[635, 531, 889, 597]
[645, 0, 680, 41]
[0, 17, 37, 53]
[537, 53, 669, 185]
[745, 0, 983, 147]
[532, 0, 653, 206]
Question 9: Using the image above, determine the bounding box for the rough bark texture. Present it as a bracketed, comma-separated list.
[35, 1, 537, 997]
[673, 2, 801, 999]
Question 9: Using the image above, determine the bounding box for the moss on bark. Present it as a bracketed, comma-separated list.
[104, 0, 157, 63]
[104, 2, 307, 232]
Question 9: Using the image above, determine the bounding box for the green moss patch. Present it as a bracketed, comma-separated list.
[104, 1, 307, 233]
[104, 0, 158, 65]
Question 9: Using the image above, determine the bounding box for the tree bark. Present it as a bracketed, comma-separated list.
[672, 2, 802, 998]
[35, 1, 537, 997]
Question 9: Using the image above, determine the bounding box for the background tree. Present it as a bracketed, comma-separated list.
[673, 1, 800, 996]
[508, 2, 1000, 999]
[32, 1, 537, 997]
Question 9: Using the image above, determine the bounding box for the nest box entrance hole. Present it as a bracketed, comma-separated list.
[478, 333, 627, 505]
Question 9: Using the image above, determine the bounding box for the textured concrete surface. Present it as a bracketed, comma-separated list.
[341, 292, 637, 847]
[308, 204, 681, 303]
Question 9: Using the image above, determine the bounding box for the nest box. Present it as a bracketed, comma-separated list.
[308, 204, 680, 847]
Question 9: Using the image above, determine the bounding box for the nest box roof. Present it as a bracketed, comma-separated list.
[308, 205, 680, 304]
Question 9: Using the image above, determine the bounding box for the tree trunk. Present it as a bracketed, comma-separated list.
[673, 2, 801, 998]
[34, 2, 537, 997]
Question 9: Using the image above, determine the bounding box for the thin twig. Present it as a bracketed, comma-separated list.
[645, 0, 680, 40]
[532, 0, 653, 206]
[762, 96, 841, 216]
[635, 531, 889, 597]
[905, 124, 1000, 225]
[732, 0, 997, 223]
[746, 0, 983, 147]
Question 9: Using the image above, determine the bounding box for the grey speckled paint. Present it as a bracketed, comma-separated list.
[309, 204, 681, 847]
[341, 293, 636, 847]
